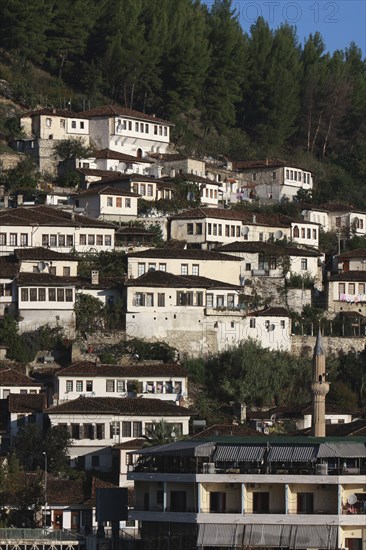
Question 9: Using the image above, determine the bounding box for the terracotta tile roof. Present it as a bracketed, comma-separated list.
[295, 418, 366, 437]
[328, 271, 366, 282]
[127, 248, 242, 261]
[74, 186, 138, 198]
[319, 202, 361, 213]
[0, 255, 18, 277]
[47, 478, 86, 505]
[14, 247, 76, 261]
[114, 438, 145, 449]
[77, 168, 123, 179]
[127, 270, 239, 289]
[0, 205, 115, 229]
[47, 396, 192, 416]
[57, 361, 188, 377]
[79, 104, 173, 125]
[117, 227, 154, 236]
[0, 366, 41, 387]
[250, 306, 289, 317]
[163, 174, 221, 186]
[21, 108, 86, 119]
[149, 153, 187, 161]
[94, 148, 154, 163]
[215, 241, 321, 257]
[17, 273, 79, 286]
[337, 248, 366, 260]
[233, 158, 296, 170]
[8, 393, 46, 413]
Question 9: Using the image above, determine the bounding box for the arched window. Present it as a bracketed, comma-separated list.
[293, 225, 299, 238]
[137, 148, 143, 159]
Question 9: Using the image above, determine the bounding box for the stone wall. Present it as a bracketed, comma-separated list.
[291, 335, 366, 357]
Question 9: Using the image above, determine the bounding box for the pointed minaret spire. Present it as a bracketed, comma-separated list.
[311, 328, 330, 437]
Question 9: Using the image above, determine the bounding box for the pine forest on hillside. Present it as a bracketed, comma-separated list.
[0, 0, 365, 207]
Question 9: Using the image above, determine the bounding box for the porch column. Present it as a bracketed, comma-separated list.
[197, 482, 201, 513]
[241, 483, 246, 514]
[285, 484, 289, 514]
[163, 481, 168, 512]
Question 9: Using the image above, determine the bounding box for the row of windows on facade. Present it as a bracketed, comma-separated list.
[335, 216, 364, 229]
[0, 233, 112, 247]
[2, 389, 38, 398]
[338, 282, 366, 296]
[65, 379, 182, 394]
[203, 188, 218, 199]
[106, 196, 132, 208]
[116, 119, 168, 137]
[134, 291, 237, 308]
[251, 170, 310, 184]
[45, 118, 86, 130]
[293, 226, 317, 240]
[249, 318, 286, 329]
[56, 420, 182, 440]
[21, 287, 73, 302]
[131, 182, 155, 197]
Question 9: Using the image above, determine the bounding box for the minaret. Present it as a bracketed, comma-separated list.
[311, 328, 330, 437]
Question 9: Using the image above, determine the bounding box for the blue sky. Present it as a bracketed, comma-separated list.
[203, 0, 366, 56]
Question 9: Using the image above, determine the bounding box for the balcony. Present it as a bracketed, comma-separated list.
[205, 306, 244, 317]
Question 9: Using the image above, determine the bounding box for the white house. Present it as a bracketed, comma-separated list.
[72, 186, 139, 221]
[81, 148, 157, 177]
[234, 159, 313, 202]
[80, 104, 173, 158]
[0, 366, 43, 399]
[7, 392, 46, 440]
[47, 396, 192, 471]
[0, 205, 116, 255]
[55, 361, 188, 404]
[303, 204, 366, 237]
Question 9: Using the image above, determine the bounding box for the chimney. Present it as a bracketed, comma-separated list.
[252, 214, 256, 224]
[3, 196, 9, 209]
[91, 270, 99, 285]
[311, 329, 330, 437]
[17, 194, 23, 206]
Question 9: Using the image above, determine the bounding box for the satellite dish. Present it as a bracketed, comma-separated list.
[268, 324, 275, 331]
[37, 261, 46, 272]
[347, 494, 357, 505]
[242, 226, 250, 236]
[274, 230, 283, 239]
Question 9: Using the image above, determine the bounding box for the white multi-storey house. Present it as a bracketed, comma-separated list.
[72, 185, 139, 221]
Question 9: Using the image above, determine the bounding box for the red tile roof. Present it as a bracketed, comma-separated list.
[0, 255, 18, 277]
[329, 271, 366, 282]
[14, 247, 76, 261]
[0, 366, 41, 387]
[21, 108, 86, 119]
[0, 205, 115, 229]
[74, 185, 138, 198]
[8, 393, 46, 413]
[57, 361, 188, 377]
[169, 207, 290, 227]
[47, 396, 192, 416]
[79, 105, 173, 125]
[216, 241, 321, 257]
[94, 148, 154, 163]
[127, 248, 242, 261]
[337, 248, 366, 260]
[127, 270, 240, 289]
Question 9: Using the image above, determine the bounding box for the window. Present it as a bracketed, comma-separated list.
[63, 267, 71, 276]
[157, 293, 165, 307]
[134, 292, 145, 306]
[272, 171, 276, 179]
[83, 424, 94, 439]
[250, 318, 256, 328]
[246, 263, 251, 271]
[133, 421, 142, 437]
[192, 264, 199, 276]
[339, 283, 345, 295]
[196, 223, 202, 235]
[105, 235, 112, 246]
[293, 225, 299, 238]
[252, 173, 257, 181]
[76, 381, 83, 392]
[359, 283, 365, 294]
[88, 235, 95, 245]
[307, 228, 311, 239]
[96, 235, 103, 246]
[57, 289, 65, 301]
[58, 235, 65, 247]
[313, 229, 317, 239]
[335, 216, 342, 227]
[301, 258, 308, 270]
[216, 295, 224, 307]
[79, 234, 86, 245]
[301, 228, 305, 238]
[135, 122, 139, 131]
[117, 380, 125, 393]
[65, 289, 73, 302]
[206, 293, 213, 308]
[66, 380, 73, 392]
[46, 118, 52, 127]
[96, 424, 104, 439]
[140, 184, 146, 195]
[106, 380, 115, 392]
[107, 197, 113, 207]
[147, 184, 153, 197]
[146, 293, 154, 307]
[122, 421, 131, 438]
[30, 288, 37, 301]
[187, 223, 194, 235]
[181, 264, 188, 276]
[225, 225, 230, 237]
[286, 169, 289, 178]
[66, 235, 73, 246]
[259, 232, 264, 241]
[253, 492, 269, 513]
[159, 263, 166, 272]
[50, 234, 57, 246]
[49, 288, 56, 301]
[148, 263, 156, 272]
[9, 233, 17, 246]
[60, 119, 65, 128]
[196, 291, 204, 306]
[213, 224, 217, 236]
[207, 223, 212, 235]
[20, 233, 28, 246]
[86, 380, 93, 392]
[164, 127, 168, 136]
[154, 125, 158, 135]
[349, 283, 355, 294]
[80, 121, 84, 129]
[0, 233, 6, 245]
[110, 421, 120, 438]
[38, 288, 46, 301]
[280, 320, 285, 329]
[125, 198, 131, 208]
[297, 493, 314, 513]
[21, 288, 29, 301]
[269, 257, 277, 270]
[116, 197, 122, 208]
[71, 121, 76, 129]
[236, 226, 241, 237]
[290, 170, 294, 180]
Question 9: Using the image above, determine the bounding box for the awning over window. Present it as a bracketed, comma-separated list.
[213, 445, 266, 462]
[268, 445, 317, 462]
[197, 524, 337, 548]
[317, 442, 366, 458]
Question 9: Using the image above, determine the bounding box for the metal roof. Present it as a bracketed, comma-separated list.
[317, 442, 366, 458]
[213, 445, 266, 462]
[130, 440, 215, 457]
[268, 445, 318, 462]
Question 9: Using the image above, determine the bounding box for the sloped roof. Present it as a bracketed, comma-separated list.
[337, 248, 366, 260]
[216, 241, 321, 257]
[127, 248, 242, 261]
[169, 208, 292, 227]
[0, 205, 115, 229]
[0, 255, 18, 277]
[21, 108, 85, 119]
[14, 247, 76, 261]
[250, 307, 289, 318]
[47, 396, 192, 416]
[127, 270, 240, 289]
[328, 271, 366, 282]
[79, 104, 173, 125]
[8, 393, 46, 413]
[74, 186, 138, 198]
[0, 366, 41, 387]
[94, 148, 154, 163]
[190, 424, 261, 439]
[57, 361, 187, 378]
